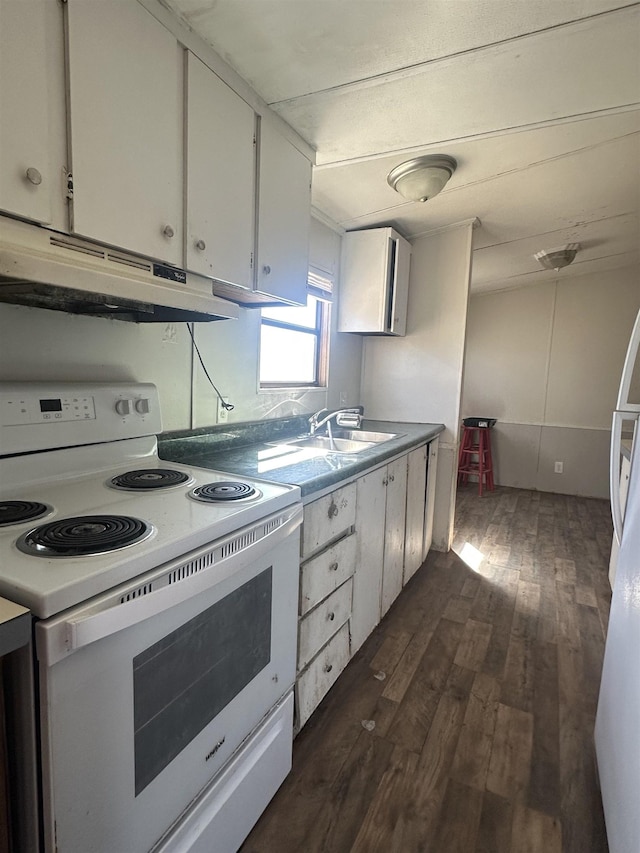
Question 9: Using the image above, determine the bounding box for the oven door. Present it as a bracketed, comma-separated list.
[35, 504, 301, 853]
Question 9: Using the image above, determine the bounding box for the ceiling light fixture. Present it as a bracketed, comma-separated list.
[534, 243, 580, 272]
[387, 155, 457, 202]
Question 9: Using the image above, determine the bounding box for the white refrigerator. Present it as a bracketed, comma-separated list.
[608, 308, 640, 588]
[595, 308, 640, 853]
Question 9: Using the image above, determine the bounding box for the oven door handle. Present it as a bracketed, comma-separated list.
[36, 503, 303, 667]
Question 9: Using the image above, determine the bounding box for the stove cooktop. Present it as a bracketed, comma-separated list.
[0, 448, 300, 619]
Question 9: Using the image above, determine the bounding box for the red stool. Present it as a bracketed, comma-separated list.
[457, 422, 495, 496]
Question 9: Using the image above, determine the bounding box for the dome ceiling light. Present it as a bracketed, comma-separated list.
[534, 243, 580, 272]
[387, 155, 457, 203]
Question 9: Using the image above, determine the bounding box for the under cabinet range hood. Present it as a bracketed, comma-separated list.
[0, 218, 239, 323]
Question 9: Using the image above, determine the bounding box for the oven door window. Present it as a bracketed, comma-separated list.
[133, 567, 272, 795]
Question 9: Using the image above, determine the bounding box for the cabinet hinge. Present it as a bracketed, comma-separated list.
[64, 170, 74, 199]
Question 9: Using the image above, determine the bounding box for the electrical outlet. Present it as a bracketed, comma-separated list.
[218, 397, 230, 423]
[554, 461, 563, 474]
[339, 391, 348, 405]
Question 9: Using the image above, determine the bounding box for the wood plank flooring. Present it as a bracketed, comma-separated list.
[241, 485, 613, 853]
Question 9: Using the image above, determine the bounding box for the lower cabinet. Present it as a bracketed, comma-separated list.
[295, 484, 356, 732]
[404, 444, 428, 584]
[381, 456, 409, 616]
[423, 438, 439, 558]
[294, 440, 438, 731]
[296, 622, 351, 731]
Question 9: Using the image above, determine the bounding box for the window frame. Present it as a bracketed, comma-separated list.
[259, 295, 331, 390]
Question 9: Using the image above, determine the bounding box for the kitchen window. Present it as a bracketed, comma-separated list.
[259, 269, 332, 388]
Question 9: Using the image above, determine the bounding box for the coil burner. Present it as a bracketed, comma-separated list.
[109, 469, 193, 490]
[0, 501, 52, 528]
[17, 515, 153, 557]
[189, 481, 260, 503]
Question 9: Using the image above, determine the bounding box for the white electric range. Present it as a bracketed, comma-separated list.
[0, 381, 302, 853]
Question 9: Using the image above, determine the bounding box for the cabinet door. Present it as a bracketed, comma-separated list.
[423, 438, 439, 558]
[338, 229, 389, 333]
[0, 0, 52, 224]
[300, 532, 356, 616]
[66, 0, 183, 264]
[295, 621, 350, 732]
[297, 578, 352, 672]
[185, 53, 255, 287]
[301, 483, 356, 560]
[338, 228, 410, 335]
[351, 467, 386, 654]
[381, 456, 408, 616]
[390, 235, 411, 336]
[404, 444, 427, 584]
[256, 120, 311, 304]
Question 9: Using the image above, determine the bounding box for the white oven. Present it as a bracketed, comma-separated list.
[0, 382, 302, 852]
[37, 508, 300, 852]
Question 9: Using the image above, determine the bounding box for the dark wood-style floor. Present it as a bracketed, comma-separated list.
[242, 485, 613, 853]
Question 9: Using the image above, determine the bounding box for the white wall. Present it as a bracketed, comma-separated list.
[361, 221, 474, 550]
[0, 216, 363, 431]
[462, 265, 640, 498]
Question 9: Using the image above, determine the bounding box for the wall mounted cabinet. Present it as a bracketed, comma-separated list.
[254, 119, 311, 306]
[1, 0, 313, 313]
[0, 0, 58, 227]
[211, 117, 312, 307]
[338, 227, 411, 335]
[66, 0, 184, 266]
[185, 52, 255, 288]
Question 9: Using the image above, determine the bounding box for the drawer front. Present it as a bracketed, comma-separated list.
[298, 578, 353, 672]
[295, 621, 350, 731]
[302, 483, 356, 559]
[300, 533, 356, 616]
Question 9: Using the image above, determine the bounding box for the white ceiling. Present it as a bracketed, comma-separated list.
[164, 0, 640, 293]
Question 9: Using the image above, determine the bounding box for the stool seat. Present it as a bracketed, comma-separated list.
[458, 424, 495, 496]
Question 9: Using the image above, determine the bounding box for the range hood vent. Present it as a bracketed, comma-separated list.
[0, 219, 239, 323]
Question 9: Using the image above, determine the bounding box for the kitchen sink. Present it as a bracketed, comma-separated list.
[271, 429, 403, 455]
[278, 435, 375, 453]
[330, 429, 402, 443]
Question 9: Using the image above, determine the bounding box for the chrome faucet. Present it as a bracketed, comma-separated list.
[308, 407, 362, 435]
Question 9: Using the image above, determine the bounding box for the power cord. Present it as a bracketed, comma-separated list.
[187, 324, 235, 412]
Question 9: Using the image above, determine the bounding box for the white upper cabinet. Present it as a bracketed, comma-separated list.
[255, 119, 311, 305]
[185, 53, 255, 287]
[0, 0, 54, 225]
[338, 227, 411, 335]
[65, 0, 183, 265]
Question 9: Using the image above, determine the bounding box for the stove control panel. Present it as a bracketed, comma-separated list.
[0, 382, 162, 455]
[2, 393, 96, 425]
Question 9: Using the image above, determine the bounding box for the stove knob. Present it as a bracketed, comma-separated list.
[135, 398, 150, 415]
[115, 399, 131, 416]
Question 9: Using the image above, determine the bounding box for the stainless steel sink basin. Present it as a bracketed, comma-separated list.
[331, 429, 402, 443]
[271, 429, 403, 455]
[278, 435, 376, 453]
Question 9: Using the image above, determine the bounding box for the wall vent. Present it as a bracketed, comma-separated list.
[49, 234, 105, 259]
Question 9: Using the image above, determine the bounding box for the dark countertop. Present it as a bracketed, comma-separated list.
[0, 597, 30, 657]
[159, 417, 444, 501]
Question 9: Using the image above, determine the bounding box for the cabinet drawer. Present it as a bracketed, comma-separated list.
[300, 532, 356, 616]
[298, 578, 352, 672]
[302, 482, 356, 559]
[296, 621, 350, 731]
